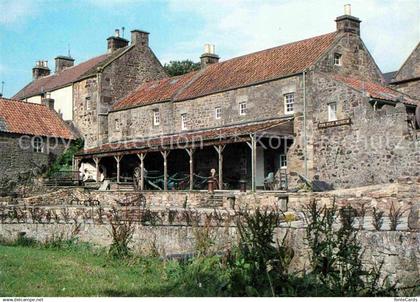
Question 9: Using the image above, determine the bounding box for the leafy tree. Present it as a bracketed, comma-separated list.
[46, 138, 83, 176]
[163, 60, 200, 76]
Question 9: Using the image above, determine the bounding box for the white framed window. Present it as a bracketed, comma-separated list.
[181, 113, 187, 130]
[284, 93, 294, 114]
[334, 53, 342, 66]
[280, 154, 287, 168]
[239, 102, 247, 115]
[153, 110, 160, 126]
[215, 107, 221, 119]
[115, 119, 120, 131]
[33, 137, 43, 153]
[85, 97, 91, 110]
[328, 102, 337, 121]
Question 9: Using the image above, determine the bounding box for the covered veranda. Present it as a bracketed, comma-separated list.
[74, 118, 294, 192]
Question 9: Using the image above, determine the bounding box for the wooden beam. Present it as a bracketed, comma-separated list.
[160, 151, 170, 191]
[213, 145, 225, 190]
[185, 148, 194, 191]
[93, 157, 100, 183]
[247, 135, 257, 192]
[137, 153, 147, 191]
[114, 155, 122, 183]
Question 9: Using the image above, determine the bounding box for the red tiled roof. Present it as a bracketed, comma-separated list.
[0, 98, 75, 139]
[112, 32, 339, 110]
[333, 75, 420, 106]
[79, 118, 293, 156]
[13, 54, 109, 99]
[113, 71, 198, 110]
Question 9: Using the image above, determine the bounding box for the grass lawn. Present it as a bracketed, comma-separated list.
[0, 244, 221, 297]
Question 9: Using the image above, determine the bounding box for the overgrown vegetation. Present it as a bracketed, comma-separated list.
[47, 138, 83, 176]
[1, 203, 417, 297]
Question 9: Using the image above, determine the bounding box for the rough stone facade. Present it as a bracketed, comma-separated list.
[74, 41, 167, 149]
[0, 133, 69, 183]
[390, 43, 420, 99]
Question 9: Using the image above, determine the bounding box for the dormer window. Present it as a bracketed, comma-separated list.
[334, 53, 342, 66]
[153, 110, 160, 126]
[328, 102, 337, 121]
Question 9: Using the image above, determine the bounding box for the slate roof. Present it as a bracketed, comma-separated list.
[13, 47, 130, 99]
[333, 75, 419, 106]
[0, 98, 75, 139]
[112, 32, 339, 111]
[383, 71, 396, 84]
[79, 118, 293, 156]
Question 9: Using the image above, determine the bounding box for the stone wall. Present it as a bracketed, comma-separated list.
[307, 72, 419, 189]
[107, 75, 301, 143]
[392, 79, 420, 101]
[1, 180, 418, 285]
[0, 133, 68, 184]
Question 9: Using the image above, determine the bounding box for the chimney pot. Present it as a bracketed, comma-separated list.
[200, 43, 219, 68]
[107, 29, 129, 53]
[32, 60, 51, 80]
[344, 4, 351, 15]
[115, 29, 120, 37]
[55, 55, 75, 73]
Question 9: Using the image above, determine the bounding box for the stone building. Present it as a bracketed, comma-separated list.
[0, 97, 75, 183]
[13, 29, 167, 145]
[75, 7, 419, 191]
[388, 42, 420, 100]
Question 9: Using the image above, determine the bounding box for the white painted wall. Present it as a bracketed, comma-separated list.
[23, 85, 73, 121]
[50, 85, 73, 120]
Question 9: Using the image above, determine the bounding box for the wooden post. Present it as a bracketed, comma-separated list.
[246, 134, 257, 192]
[93, 157, 100, 183]
[185, 148, 194, 190]
[114, 155, 122, 183]
[74, 158, 80, 182]
[160, 150, 170, 191]
[137, 153, 147, 191]
[213, 145, 225, 190]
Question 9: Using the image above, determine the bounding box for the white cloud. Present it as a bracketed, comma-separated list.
[164, 0, 419, 72]
[0, 0, 37, 26]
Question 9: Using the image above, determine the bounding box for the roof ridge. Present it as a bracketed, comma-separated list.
[0, 98, 49, 107]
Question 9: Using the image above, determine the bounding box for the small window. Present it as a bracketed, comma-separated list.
[280, 154, 287, 168]
[85, 97, 91, 110]
[115, 119, 120, 131]
[239, 102, 247, 116]
[181, 113, 187, 130]
[215, 107, 221, 119]
[328, 102, 337, 121]
[284, 93, 294, 114]
[33, 137, 43, 153]
[334, 53, 342, 66]
[153, 110, 160, 126]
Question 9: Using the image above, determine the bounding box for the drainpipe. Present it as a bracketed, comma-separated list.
[303, 70, 308, 178]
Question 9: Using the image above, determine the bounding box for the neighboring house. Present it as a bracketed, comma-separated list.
[76, 7, 419, 191]
[388, 42, 420, 100]
[13, 29, 167, 147]
[0, 98, 75, 182]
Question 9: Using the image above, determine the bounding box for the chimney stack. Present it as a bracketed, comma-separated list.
[107, 28, 129, 53]
[335, 4, 361, 36]
[41, 92, 55, 111]
[200, 44, 219, 69]
[55, 56, 75, 73]
[32, 60, 51, 80]
[131, 29, 149, 47]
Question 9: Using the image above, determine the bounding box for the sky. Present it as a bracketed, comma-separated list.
[0, 0, 419, 98]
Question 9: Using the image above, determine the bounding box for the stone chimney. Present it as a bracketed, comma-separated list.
[55, 56, 75, 73]
[335, 4, 361, 36]
[41, 93, 55, 111]
[107, 29, 129, 53]
[131, 29, 149, 47]
[200, 44, 219, 69]
[32, 61, 51, 80]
